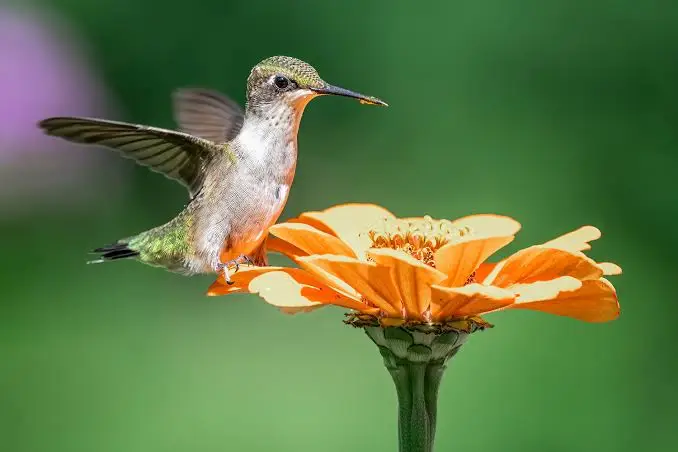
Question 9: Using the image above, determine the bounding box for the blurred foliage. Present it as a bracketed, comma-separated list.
[1, 0, 677, 451]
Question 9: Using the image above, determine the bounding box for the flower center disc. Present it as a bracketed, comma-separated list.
[367, 216, 473, 267]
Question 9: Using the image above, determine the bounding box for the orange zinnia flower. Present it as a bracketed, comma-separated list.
[207, 204, 621, 326]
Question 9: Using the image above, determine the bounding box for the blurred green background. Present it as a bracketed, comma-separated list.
[1, 0, 676, 451]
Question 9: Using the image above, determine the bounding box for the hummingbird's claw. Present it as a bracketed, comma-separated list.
[218, 255, 255, 285]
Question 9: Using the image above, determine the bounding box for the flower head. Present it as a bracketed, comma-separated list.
[208, 204, 621, 326]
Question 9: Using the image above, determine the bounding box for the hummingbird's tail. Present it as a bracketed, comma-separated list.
[88, 241, 140, 264]
[86, 216, 191, 271]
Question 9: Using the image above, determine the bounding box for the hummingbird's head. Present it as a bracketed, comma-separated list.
[246, 56, 387, 113]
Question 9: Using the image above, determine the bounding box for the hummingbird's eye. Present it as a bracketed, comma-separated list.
[273, 75, 290, 90]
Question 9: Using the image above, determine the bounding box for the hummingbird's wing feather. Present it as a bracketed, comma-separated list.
[172, 88, 244, 143]
[38, 116, 217, 196]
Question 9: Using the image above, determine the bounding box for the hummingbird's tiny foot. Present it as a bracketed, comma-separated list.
[218, 254, 255, 285]
[239, 255, 255, 267]
[214, 262, 234, 284]
[223, 254, 255, 270]
[224, 266, 235, 285]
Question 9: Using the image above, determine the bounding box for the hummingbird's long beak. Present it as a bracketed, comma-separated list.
[311, 84, 388, 106]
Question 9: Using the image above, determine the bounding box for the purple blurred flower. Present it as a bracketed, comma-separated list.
[0, 5, 122, 214]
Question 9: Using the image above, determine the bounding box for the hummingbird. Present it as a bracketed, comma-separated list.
[38, 55, 387, 282]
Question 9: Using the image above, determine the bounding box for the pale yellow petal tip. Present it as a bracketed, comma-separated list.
[569, 225, 602, 241]
[598, 262, 622, 276]
[577, 226, 602, 251]
[513, 276, 583, 303]
[249, 271, 324, 309]
[451, 214, 522, 237]
[318, 203, 395, 216]
[451, 283, 514, 298]
[543, 225, 602, 252]
[298, 203, 396, 225]
[582, 225, 602, 238]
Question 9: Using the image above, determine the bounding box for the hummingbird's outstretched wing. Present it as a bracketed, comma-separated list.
[172, 88, 244, 143]
[38, 117, 219, 197]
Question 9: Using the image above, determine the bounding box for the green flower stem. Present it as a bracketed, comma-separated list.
[363, 326, 471, 452]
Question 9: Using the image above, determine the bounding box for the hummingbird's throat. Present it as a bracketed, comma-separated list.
[366, 216, 474, 270]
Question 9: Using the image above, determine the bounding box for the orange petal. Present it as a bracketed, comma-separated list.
[474, 262, 497, 283]
[367, 248, 446, 318]
[508, 277, 620, 322]
[267, 236, 307, 259]
[485, 246, 603, 287]
[450, 214, 522, 237]
[598, 262, 622, 276]
[297, 254, 402, 316]
[207, 267, 373, 314]
[206, 266, 315, 297]
[270, 223, 356, 258]
[294, 259, 364, 300]
[435, 236, 515, 287]
[430, 283, 515, 320]
[248, 271, 373, 314]
[206, 266, 279, 296]
[286, 215, 335, 236]
[542, 226, 601, 252]
[294, 204, 396, 258]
